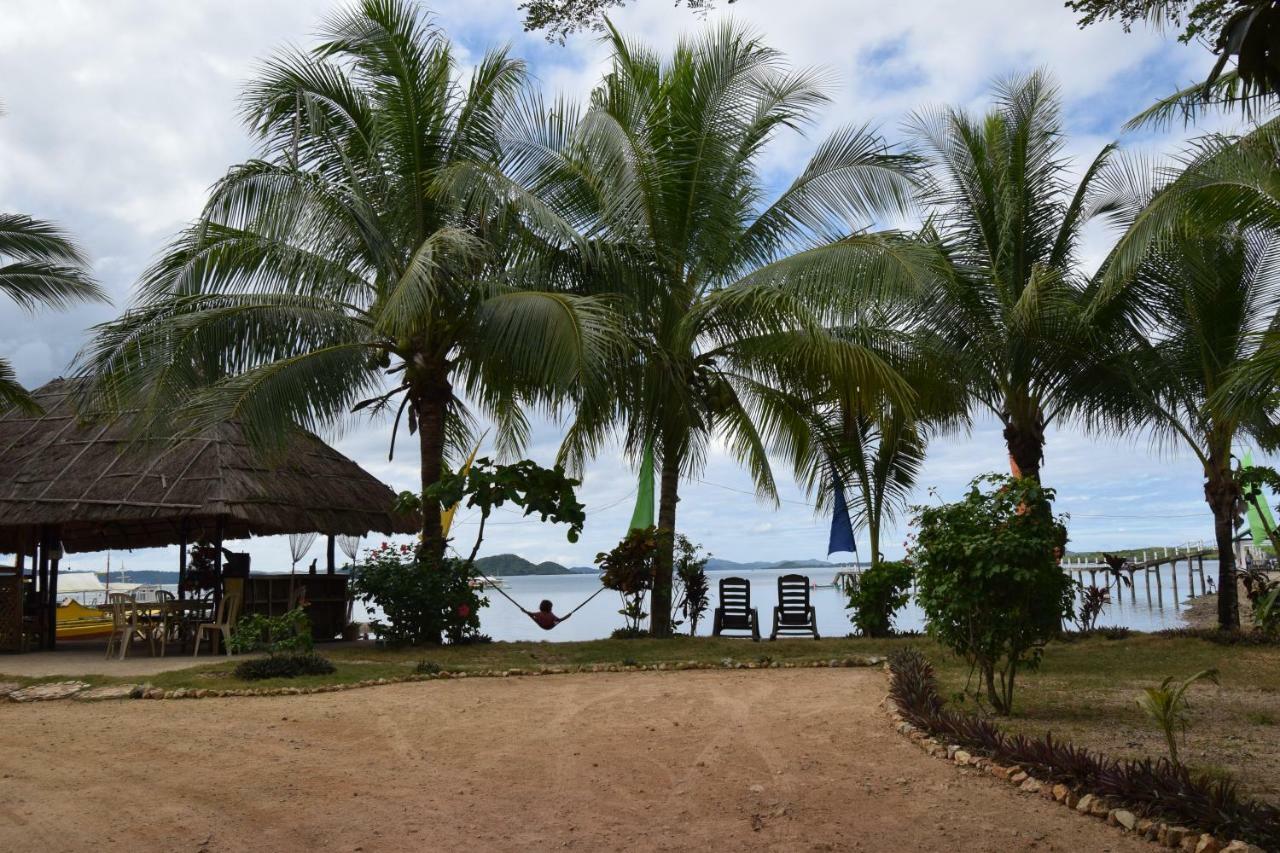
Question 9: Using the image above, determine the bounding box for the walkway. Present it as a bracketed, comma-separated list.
[0, 669, 1148, 852]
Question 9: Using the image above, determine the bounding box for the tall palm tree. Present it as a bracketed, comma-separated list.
[906, 72, 1122, 482]
[1096, 223, 1280, 631]
[0, 213, 103, 411]
[75, 0, 614, 560]
[492, 21, 921, 635]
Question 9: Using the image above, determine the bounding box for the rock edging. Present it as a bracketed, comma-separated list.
[882, 687, 1264, 853]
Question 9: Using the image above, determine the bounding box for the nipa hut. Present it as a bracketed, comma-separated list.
[0, 379, 418, 652]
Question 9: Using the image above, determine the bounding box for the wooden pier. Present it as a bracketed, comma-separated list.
[1060, 543, 1214, 604]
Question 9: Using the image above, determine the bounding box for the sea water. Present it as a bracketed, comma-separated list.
[350, 562, 1214, 642]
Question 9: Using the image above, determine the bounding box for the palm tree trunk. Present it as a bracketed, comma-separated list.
[868, 516, 881, 572]
[650, 445, 680, 638]
[415, 372, 452, 564]
[1205, 472, 1241, 630]
[1003, 420, 1044, 482]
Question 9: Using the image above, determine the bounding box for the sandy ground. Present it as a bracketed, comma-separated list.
[0, 669, 1149, 853]
[0, 641, 256, 678]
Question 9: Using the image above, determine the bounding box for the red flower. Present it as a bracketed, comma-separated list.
[457, 603, 471, 618]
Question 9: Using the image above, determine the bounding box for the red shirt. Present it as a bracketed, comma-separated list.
[529, 610, 561, 630]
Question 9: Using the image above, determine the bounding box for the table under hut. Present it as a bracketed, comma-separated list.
[0, 379, 418, 653]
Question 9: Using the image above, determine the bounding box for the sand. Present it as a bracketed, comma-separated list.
[0, 669, 1150, 853]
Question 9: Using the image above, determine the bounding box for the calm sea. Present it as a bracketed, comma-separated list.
[350, 562, 1213, 642]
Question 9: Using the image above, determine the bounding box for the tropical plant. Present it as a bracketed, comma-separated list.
[73, 0, 614, 561]
[351, 542, 486, 646]
[520, 0, 725, 41]
[1090, 178, 1280, 629]
[1076, 584, 1112, 632]
[904, 72, 1124, 484]
[912, 474, 1077, 715]
[0, 210, 104, 412]
[234, 652, 336, 680]
[498, 22, 919, 635]
[1137, 668, 1221, 765]
[671, 534, 710, 635]
[597, 526, 658, 634]
[845, 559, 913, 637]
[229, 606, 314, 654]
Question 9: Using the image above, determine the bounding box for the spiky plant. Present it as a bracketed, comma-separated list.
[1137, 668, 1220, 766]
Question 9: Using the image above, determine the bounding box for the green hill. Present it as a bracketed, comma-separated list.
[475, 553, 571, 576]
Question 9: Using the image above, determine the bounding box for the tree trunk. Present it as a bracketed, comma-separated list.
[1003, 418, 1045, 482]
[868, 516, 880, 572]
[1205, 472, 1241, 630]
[650, 445, 680, 638]
[415, 372, 452, 564]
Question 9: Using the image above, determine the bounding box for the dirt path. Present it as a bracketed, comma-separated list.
[0, 669, 1148, 852]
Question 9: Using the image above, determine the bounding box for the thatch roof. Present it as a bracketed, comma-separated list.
[0, 379, 419, 553]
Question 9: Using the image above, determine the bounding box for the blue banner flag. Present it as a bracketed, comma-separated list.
[827, 473, 856, 556]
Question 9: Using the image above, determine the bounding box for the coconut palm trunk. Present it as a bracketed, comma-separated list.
[652, 445, 682, 637]
[1206, 459, 1242, 629]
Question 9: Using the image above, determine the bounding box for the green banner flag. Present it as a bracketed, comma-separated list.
[628, 443, 655, 531]
[1243, 450, 1277, 547]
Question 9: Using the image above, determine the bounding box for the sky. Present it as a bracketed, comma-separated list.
[0, 0, 1259, 574]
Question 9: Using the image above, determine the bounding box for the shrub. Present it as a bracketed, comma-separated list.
[352, 544, 486, 646]
[1075, 584, 1110, 632]
[1137, 669, 1220, 766]
[887, 649, 1280, 851]
[911, 474, 1075, 714]
[415, 660, 441, 674]
[234, 652, 335, 681]
[610, 627, 649, 640]
[845, 560, 913, 637]
[598, 527, 657, 633]
[229, 606, 314, 655]
[672, 535, 711, 636]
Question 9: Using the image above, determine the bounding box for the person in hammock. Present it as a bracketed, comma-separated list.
[525, 599, 569, 631]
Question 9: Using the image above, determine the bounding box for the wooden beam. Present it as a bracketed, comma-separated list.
[326, 534, 335, 575]
[178, 521, 188, 602]
[47, 529, 60, 651]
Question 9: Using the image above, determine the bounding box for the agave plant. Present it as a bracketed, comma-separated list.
[1137, 668, 1220, 766]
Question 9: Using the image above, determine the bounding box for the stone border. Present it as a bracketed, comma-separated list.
[882, 690, 1264, 853]
[2, 654, 885, 703]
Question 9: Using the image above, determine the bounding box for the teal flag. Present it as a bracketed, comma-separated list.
[628, 444, 655, 531]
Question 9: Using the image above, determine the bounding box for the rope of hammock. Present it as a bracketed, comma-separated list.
[471, 569, 610, 621]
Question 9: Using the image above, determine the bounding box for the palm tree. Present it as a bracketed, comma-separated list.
[75, 0, 614, 560]
[0, 213, 104, 411]
[1095, 224, 1280, 631]
[905, 72, 1122, 482]
[493, 22, 921, 635]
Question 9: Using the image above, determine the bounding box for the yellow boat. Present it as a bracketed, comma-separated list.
[56, 600, 114, 639]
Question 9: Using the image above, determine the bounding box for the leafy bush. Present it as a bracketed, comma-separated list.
[229, 606, 314, 654]
[1155, 626, 1280, 646]
[672, 535, 711, 635]
[610, 627, 649, 640]
[887, 649, 1280, 851]
[415, 660, 441, 674]
[598, 527, 657, 632]
[912, 474, 1076, 714]
[845, 560, 913, 637]
[234, 652, 335, 681]
[1075, 584, 1110, 632]
[352, 543, 486, 646]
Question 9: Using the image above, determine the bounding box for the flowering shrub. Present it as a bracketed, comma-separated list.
[352, 543, 486, 646]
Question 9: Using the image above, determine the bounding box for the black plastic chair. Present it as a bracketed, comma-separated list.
[770, 574, 819, 640]
[712, 576, 759, 641]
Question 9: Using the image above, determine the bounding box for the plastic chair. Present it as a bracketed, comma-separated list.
[712, 577, 760, 640]
[105, 593, 154, 660]
[769, 574, 820, 640]
[193, 593, 241, 657]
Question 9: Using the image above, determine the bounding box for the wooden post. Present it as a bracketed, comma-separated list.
[1128, 570, 1136, 604]
[213, 516, 224, 654]
[327, 534, 335, 575]
[1188, 559, 1196, 597]
[1197, 555, 1205, 593]
[1154, 565, 1164, 609]
[1144, 567, 1152, 604]
[36, 529, 49, 648]
[47, 531, 60, 651]
[1171, 560, 1179, 605]
[177, 521, 188, 602]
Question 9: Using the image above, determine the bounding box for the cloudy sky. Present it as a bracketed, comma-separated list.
[0, 0, 1256, 573]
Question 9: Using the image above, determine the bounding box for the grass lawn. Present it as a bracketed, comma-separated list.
[6, 632, 1277, 803]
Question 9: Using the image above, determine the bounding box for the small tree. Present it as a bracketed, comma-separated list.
[597, 527, 657, 635]
[912, 474, 1076, 715]
[845, 559, 913, 638]
[1137, 669, 1221, 766]
[357, 458, 584, 645]
[671, 535, 711, 636]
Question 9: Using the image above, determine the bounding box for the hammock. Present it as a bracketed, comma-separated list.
[472, 570, 609, 629]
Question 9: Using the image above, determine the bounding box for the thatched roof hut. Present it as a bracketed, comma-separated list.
[0, 379, 418, 553]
